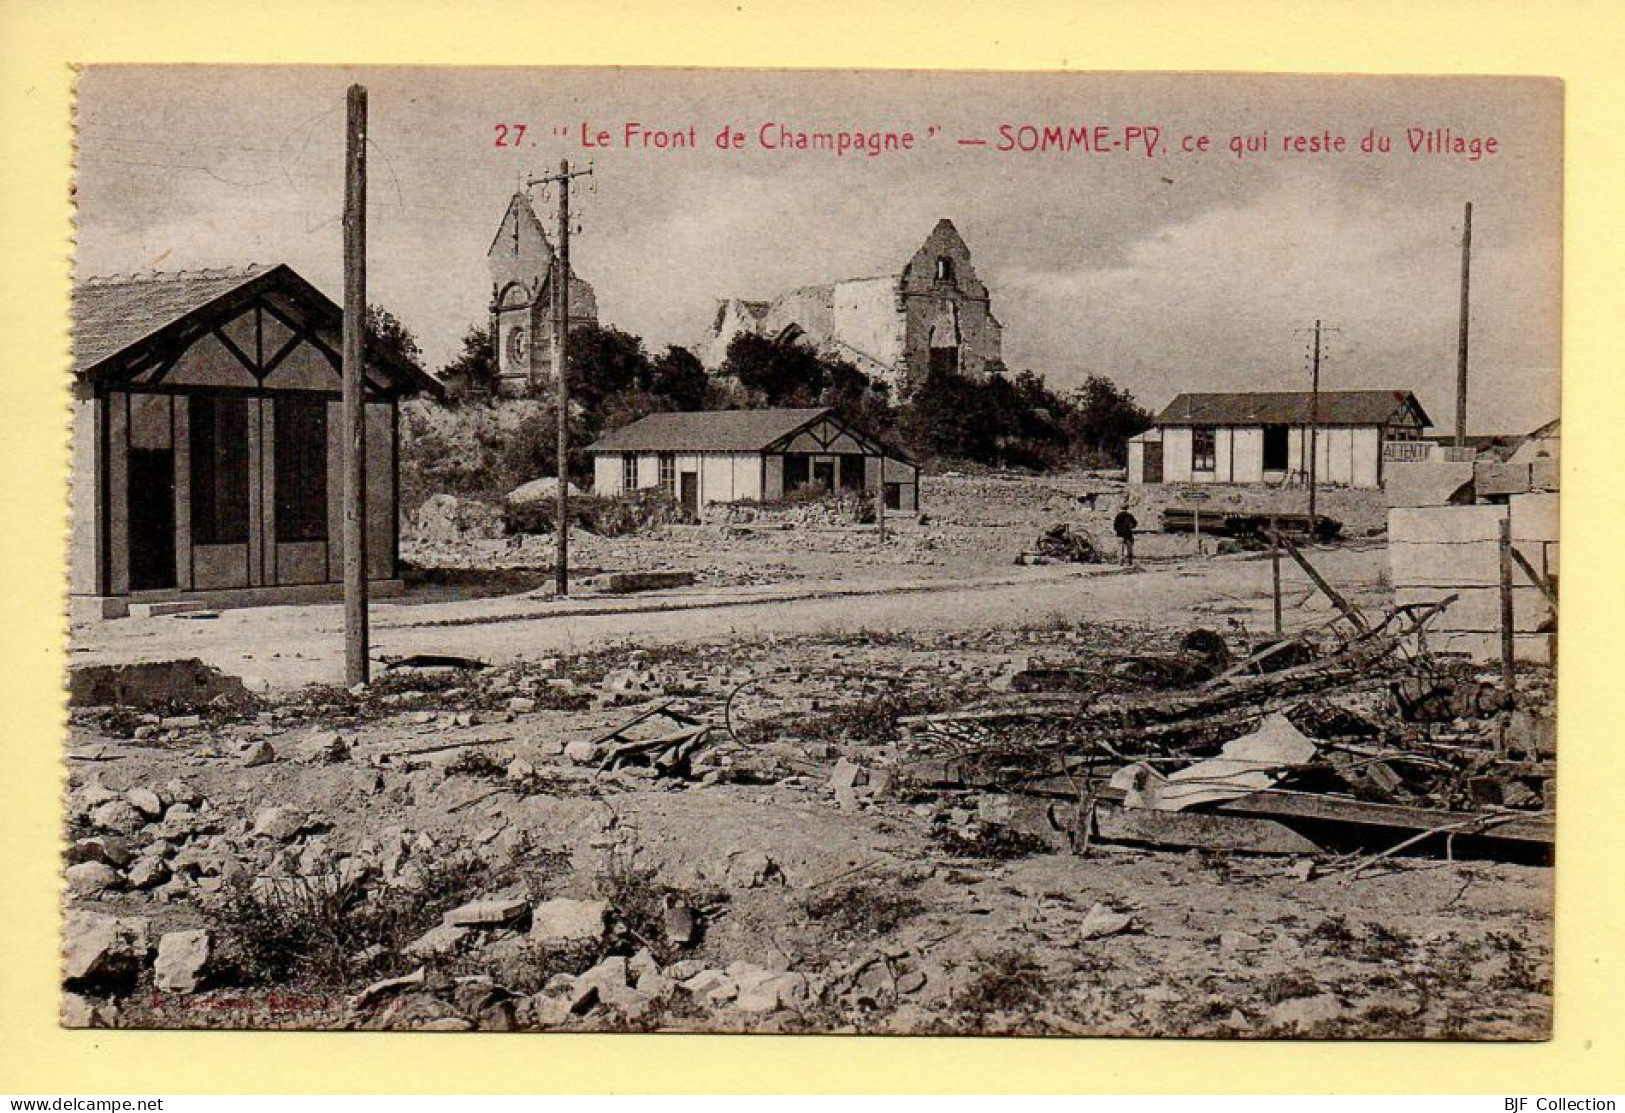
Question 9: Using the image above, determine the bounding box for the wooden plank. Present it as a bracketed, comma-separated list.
[375, 735, 515, 760]
[1004, 781, 1552, 845]
[1509, 544, 1559, 606]
[1275, 533, 1371, 633]
[584, 701, 704, 747]
[1092, 803, 1322, 855]
[1206, 788, 1553, 845]
[899, 698, 1092, 726]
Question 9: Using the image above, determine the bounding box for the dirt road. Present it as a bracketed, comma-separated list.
[72, 544, 1389, 691]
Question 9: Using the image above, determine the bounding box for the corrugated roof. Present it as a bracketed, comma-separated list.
[588, 408, 836, 453]
[74, 265, 273, 373]
[1155, 390, 1430, 428]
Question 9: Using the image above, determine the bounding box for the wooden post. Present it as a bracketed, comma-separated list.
[1307, 318, 1321, 525]
[1499, 515, 1517, 706]
[1270, 519, 1283, 635]
[554, 158, 571, 598]
[341, 84, 369, 687]
[1456, 201, 1473, 451]
[874, 454, 886, 542]
[1193, 502, 1201, 556]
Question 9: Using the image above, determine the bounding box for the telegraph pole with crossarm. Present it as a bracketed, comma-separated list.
[1293, 320, 1340, 528]
[526, 159, 593, 598]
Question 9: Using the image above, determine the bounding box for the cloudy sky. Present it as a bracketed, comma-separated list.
[76, 68, 1560, 432]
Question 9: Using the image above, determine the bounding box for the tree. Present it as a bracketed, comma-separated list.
[438, 322, 498, 397]
[900, 364, 1074, 470]
[650, 345, 710, 411]
[899, 363, 992, 464]
[561, 323, 654, 430]
[722, 333, 826, 405]
[819, 356, 895, 438]
[364, 305, 424, 374]
[1067, 375, 1153, 465]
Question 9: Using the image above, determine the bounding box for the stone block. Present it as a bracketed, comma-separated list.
[530, 898, 609, 946]
[154, 929, 212, 993]
[62, 911, 148, 990]
[444, 897, 531, 928]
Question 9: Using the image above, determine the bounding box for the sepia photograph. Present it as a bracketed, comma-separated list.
[62, 66, 1560, 1040]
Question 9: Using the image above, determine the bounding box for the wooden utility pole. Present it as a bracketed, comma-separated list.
[1269, 518, 1283, 635]
[1293, 319, 1338, 528]
[1498, 515, 1517, 706]
[553, 160, 571, 599]
[342, 84, 369, 686]
[874, 454, 887, 542]
[1307, 318, 1322, 526]
[1455, 201, 1473, 450]
[527, 159, 592, 597]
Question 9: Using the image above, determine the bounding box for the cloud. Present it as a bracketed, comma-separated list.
[995, 173, 1558, 433]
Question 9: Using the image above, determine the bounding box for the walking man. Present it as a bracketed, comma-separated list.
[1113, 502, 1139, 565]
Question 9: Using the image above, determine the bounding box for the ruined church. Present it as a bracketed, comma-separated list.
[485, 191, 599, 395]
[695, 218, 1004, 395]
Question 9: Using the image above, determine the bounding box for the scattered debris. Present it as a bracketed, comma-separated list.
[530, 899, 609, 947]
[384, 654, 491, 672]
[580, 571, 698, 594]
[1115, 713, 1318, 811]
[60, 548, 1554, 1038]
[62, 911, 149, 991]
[241, 740, 277, 768]
[1077, 901, 1134, 939]
[68, 659, 252, 711]
[589, 702, 716, 777]
[1017, 523, 1106, 565]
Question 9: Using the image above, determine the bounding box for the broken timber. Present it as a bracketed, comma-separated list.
[1508, 545, 1559, 607]
[1271, 531, 1370, 634]
[1091, 803, 1322, 855]
[588, 700, 715, 775]
[1000, 780, 1553, 850]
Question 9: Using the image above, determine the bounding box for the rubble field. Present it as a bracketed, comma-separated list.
[400, 472, 1396, 590]
[62, 615, 1553, 1039]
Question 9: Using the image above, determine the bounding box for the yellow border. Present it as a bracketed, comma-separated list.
[3, 0, 1622, 1095]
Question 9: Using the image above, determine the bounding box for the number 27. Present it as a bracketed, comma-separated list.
[494, 123, 528, 148]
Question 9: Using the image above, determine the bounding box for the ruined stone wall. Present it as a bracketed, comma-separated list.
[829, 277, 906, 379]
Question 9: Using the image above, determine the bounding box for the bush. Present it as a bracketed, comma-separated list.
[957, 947, 1054, 1021]
[594, 838, 723, 965]
[209, 852, 490, 988]
[502, 489, 682, 537]
[930, 820, 1051, 861]
[798, 874, 925, 941]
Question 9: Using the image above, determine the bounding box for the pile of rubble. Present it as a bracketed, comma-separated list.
[60, 577, 1554, 1035]
[1015, 523, 1107, 565]
[878, 603, 1555, 863]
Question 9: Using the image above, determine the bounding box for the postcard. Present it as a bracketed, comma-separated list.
[63, 66, 1559, 1039]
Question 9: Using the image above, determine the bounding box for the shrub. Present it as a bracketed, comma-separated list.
[209, 850, 503, 988]
[594, 838, 722, 965]
[957, 947, 1053, 1020]
[798, 874, 925, 941]
[930, 820, 1051, 861]
[503, 489, 682, 537]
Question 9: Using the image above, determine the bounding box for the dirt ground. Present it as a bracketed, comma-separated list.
[60, 473, 1552, 1039]
[71, 472, 1396, 692]
[401, 471, 1395, 587]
